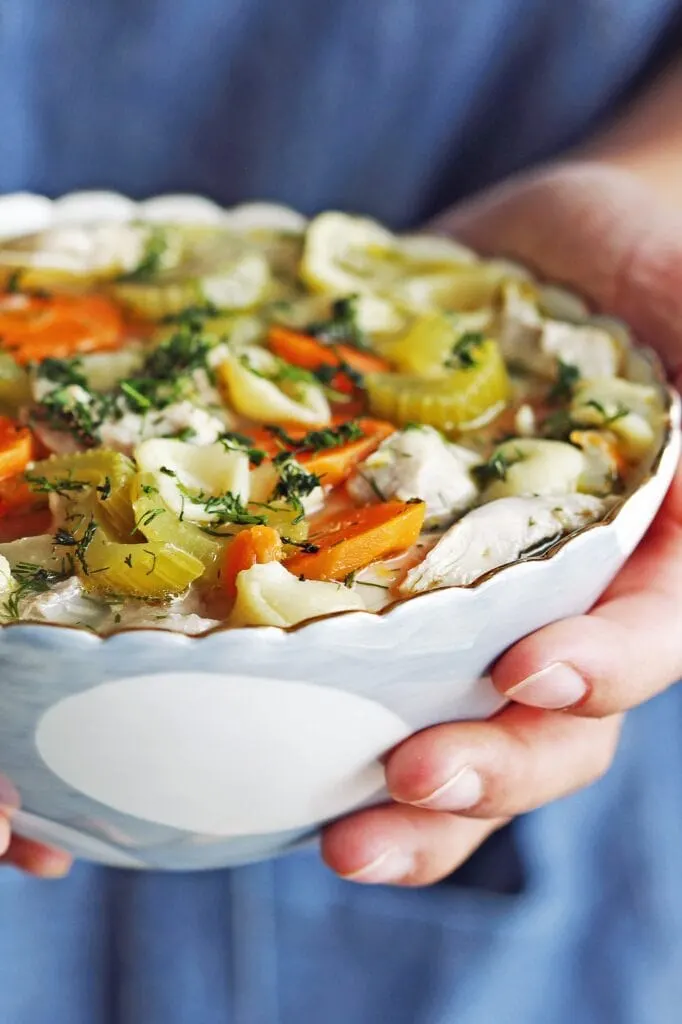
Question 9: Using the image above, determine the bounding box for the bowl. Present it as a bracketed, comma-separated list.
[0, 190, 678, 871]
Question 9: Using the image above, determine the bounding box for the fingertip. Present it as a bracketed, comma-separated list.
[5, 835, 73, 878]
[321, 812, 389, 879]
[0, 814, 10, 857]
[31, 850, 73, 879]
[491, 616, 602, 711]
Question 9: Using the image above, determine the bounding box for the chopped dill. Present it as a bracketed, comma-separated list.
[25, 473, 90, 497]
[549, 360, 580, 401]
[134, 506, 166, 530]
[582, 399, 629, 425]
[281, 537, 320, 553]
[219, 431, 266, 465]
[3, 561, 72, 619]
[265, 421, 364, 455]
[270, 455, 321, 522]
[53, 517, 98, 575]
[444, 332, 486, 370]
[118, 228, 168, 282]
[306, 295, 371, 351]
[472, 448, 525, 487]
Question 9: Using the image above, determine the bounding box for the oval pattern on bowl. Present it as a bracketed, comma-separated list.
[35, 672, 411, 835]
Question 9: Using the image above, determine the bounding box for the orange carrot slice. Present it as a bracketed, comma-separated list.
[0, 418, 35, 481]
[0, 292, 124, 364]
[247, 418, 395, 487]
[0, 473, 44, 516]
[268, 324, 390, 393]
[300, 419, 395, 487]
[222, 525, 283, 600]
[284, 500, 425, 581]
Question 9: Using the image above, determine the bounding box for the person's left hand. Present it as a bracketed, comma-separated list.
[322, 163, 682, 886]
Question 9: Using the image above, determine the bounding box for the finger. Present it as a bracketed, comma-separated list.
[493, 461, 682, 717]
[0, 813, 10, 857]
[384, 704, 621, 817]
[322, 804, 505, 886]
[437, 162, 682, 376]
[1, 834, 72, 878]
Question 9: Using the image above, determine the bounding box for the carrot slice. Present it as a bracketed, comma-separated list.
[0, 473, 44, 516]
[268, 324, 390, 393]
[0, 418, 34, 481]
[247, 418, 395, 487]
[284, 500, 425, 581]
[0, 292, 124, 364]
[300, 419, 395, 487]
[222, 525, 283, 600]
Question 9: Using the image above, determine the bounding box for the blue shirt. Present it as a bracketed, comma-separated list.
[1, 2, 681, 1021]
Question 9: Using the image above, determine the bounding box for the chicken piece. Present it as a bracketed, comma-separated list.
[99, 402, 229, 454]
[400, 493, 609, 593]
[499, 282, 620, 379]
[13, 577, 106, 628]
[347, 425, 479, 528]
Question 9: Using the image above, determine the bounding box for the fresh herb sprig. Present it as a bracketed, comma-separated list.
[219, 431, 266, 466]
[306, 295, 371, 351]
[3, 561, 73, 619]
[271, 453, 321, 522]
[54, 518, 98, 575]
[265, 421, 364, 455]
[444, 331, 486, 370]
[549, 360, 581, 401]
[25, 473, 91, 497]
[117, 228, 169, 282]
[472, 448, 525, 488]
[582, 399, 630, 425]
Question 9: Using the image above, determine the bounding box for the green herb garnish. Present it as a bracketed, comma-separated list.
[118, 228, 169, 282]
[219, 431, 266, 466]
[271, 454, 321, 522]
[53, 517, 98, 575]
[306, 295, 371, 351]
[265, 421, 364, 456]
[472, 448, 525, 488]
[582, 399, 630, 425]
[3, 561, 73, 619]
[25, 473, 90, 497]
[444, 332, 486, 370]
[549, 360, 581, 401]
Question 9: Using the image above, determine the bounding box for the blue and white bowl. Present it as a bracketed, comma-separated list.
[0, 191, 678, 871]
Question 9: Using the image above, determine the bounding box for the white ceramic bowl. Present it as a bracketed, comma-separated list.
[0, 191, 678, 871]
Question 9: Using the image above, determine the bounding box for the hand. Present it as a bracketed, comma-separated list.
[322, 163, 682, 886]
[0, 775, 71, 878]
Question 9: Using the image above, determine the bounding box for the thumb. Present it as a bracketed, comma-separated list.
[433, 162, 682, 378]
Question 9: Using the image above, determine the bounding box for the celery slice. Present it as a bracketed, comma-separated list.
[28, 449, 137, 537]
[366, 339, 509, 433]
[131, 472, 225, 571]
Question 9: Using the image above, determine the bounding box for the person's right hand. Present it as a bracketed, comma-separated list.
[0, 777, 71, 877]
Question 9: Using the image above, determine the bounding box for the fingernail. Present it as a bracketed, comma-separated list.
[339, 847, 414, 884]
[408, 765, 483, 811]
[506, 662, 587, 710]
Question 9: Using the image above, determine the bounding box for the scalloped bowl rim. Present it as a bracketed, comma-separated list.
[0, 188, 678, 646]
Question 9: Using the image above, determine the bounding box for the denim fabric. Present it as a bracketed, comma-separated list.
[0, 0, 679, 225]
[1, 688, 682, 1023]
[0, 1, 681, 1020]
